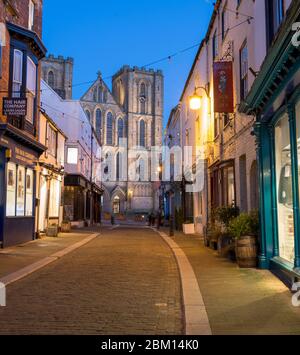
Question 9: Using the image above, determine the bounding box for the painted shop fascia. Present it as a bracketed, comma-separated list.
[0, 22, 46, 248]
[240, 1, 300, 285]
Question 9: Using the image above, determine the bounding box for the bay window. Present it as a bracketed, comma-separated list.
[12, 49, 23, 98]
[26, 56, 37, 123]
[67, 147, 78, 165]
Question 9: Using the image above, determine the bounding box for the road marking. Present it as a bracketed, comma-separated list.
[0, 233, 99, 287]
[154, 229, 212, 336]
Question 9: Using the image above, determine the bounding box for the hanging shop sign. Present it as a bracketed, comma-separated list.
[2, 98, 27, 116]
[213, 61, 234, 113]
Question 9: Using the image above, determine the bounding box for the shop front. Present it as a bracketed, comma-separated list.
[240, 2, 300, 285]
[0, 129, 45, 247]
[38, 165, 63, 234]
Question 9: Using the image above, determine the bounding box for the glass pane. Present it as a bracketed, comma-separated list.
[49, 179, 60, 217]
[17, 166, 25, 216]
[296, 100, 300, 219]
[6, 162, 16, 216]
[25, 169, 33, 216]
[275, 113, 295, 263]
[227, 166, 235, 206]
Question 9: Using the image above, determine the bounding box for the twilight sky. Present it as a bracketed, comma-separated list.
[43, 0, 214, 127]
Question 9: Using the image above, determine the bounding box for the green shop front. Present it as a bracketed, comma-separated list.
[240, 4, 300, 285]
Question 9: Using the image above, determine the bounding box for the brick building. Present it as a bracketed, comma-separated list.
[0, 0, 46, 247]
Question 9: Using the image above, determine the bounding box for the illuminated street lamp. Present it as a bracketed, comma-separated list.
[189, 86, 210, 111]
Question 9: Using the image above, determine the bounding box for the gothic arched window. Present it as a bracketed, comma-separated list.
[103, 90, 108, 103]
[48, 71, 55, 88]
[85, 110, 91, 122]
[140, 120, 146, 147]
[117, 118, 124, 144]
[140, 83, 146, 114]
[116, 152, 122, 181]
[93, 88, 97, 102]
[95, 109, 102, 142]
[106, 112, 113, 145]
[139, 159, 146, 182]
[98, 87, 103, 103]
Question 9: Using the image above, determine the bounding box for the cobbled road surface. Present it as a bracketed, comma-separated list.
[0, 226, 183, 335]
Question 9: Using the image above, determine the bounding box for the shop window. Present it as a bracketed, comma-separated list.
[296, 100, 300, 223]
[25, 169, 33, 216]
[6, 163, 16, 217]
[67, 147, 78, 165]
[222, 165, 235, 207]
[6, 164, 33, 217]
[49, 179, 61, 217]
[275, 113, 294, 263]
[239, 155, 248, 212]
[16, 166, 25, 216]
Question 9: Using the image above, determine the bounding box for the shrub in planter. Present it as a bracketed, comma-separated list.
[215, 206, 240, 228]
[228, 212, 259, 268]
[206, 223, 222, 250]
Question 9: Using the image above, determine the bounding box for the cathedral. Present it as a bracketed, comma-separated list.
[42, 57, 164, 220]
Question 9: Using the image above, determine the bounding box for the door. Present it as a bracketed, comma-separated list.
[38, 175, 47, 232]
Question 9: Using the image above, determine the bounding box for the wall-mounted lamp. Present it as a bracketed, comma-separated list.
[5, 149, 12, 161]
[189, 85, 210, 111]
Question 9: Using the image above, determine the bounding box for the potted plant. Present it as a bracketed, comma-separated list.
[206, 223, 222, 250]
[46, 223, 59, 237]
[228, 211, 259, 268]
[214, 206, 240, 256]
[183, 219, 195, 235]
[61, 218, 71, 233]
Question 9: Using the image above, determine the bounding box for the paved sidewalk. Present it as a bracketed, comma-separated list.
[163, 228, 300, 335]
[0, 227, 101, 279]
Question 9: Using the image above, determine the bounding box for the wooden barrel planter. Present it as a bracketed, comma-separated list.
[235, 235, 257, 268]
[217, 234, 234, 258]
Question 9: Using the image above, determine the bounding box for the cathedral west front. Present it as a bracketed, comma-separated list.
[42, 57, 163, 220]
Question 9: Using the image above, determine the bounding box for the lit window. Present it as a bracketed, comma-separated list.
[28, 0, 35, 31]
[25, 169, 33, 216]
[49, 179, 61, 217]
[67, 147, 78, 165]
[16, 166, 25, 216]
[6, 162, 16, 217]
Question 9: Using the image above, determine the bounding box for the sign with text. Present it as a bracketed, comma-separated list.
[2, 98, 27, 116]
[213, 61, 234, 113]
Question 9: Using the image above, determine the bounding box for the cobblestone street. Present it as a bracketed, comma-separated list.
[0, 226, 183, 335]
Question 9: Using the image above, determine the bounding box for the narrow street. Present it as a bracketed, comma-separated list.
[0, 227, 182, 335]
